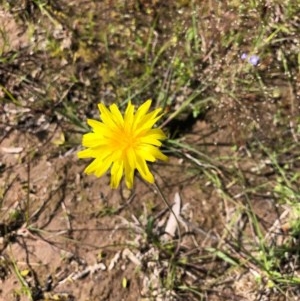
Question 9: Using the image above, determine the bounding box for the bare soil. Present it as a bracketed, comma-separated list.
[1, 103, 294, 300]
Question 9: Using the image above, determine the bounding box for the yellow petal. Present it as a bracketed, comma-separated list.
[109, 149, 123, 162]
[78, 148, 94, 158]
[84, 158, 102, 174]
[124, 160, 134, 188]
[109, 104, 124, 127]
[124, 101, 134, 131]
[138, 128, 167, 146]
[87, 119, 106, 132]
[80, 145, 115, 160]
[82, 133, 108, 147]
[110, 160, 124, 188]
[133, 99, 152, 127]
[126, 147, 137, 169]
[98, 103, 119, 130]
[134, 110, 163, 134]
[94, 157, 112, 177]
[136, 156, 154, 183]
[137, 145, 168, 162]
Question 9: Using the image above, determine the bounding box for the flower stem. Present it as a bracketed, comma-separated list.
[154, 182, 182, 255]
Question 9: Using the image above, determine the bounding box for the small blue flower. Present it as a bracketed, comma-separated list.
[241, 53, 248, 60]
[249, 55, 259, 66]
[241, 53, 260, 66]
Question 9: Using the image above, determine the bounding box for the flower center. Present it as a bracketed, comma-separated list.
[115, 128, 138, 152]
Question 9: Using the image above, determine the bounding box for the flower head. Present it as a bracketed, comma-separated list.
[249, 55, 260, 66]
[78, 100, 168, 189]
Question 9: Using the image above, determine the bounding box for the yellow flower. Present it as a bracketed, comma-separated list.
[78, 100, 168, 188]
